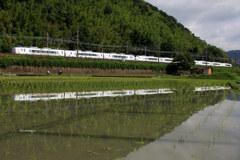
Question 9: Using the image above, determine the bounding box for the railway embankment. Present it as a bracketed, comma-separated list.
[0, 66, 164, 75]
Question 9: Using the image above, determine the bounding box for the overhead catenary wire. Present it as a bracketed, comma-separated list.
[0, 34, 233, 62]
[0, 34, 177, 53]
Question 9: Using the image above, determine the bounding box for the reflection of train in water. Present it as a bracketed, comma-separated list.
[12, 87, 231, 102]
[12, 46, 232, 67]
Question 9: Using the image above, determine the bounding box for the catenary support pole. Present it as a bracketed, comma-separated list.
[47, 32, 48, 48]
[77, 30, 79, 58]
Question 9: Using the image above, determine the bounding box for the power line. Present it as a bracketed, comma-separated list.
[0, 34, 234, 62]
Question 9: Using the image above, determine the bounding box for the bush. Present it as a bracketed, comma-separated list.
[166, 63, 178, 74]
[0, 56, 168, 72]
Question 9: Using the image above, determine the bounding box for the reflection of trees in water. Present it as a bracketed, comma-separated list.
[0, 90, 229, 160]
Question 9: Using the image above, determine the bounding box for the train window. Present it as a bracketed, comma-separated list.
[148, 58, 157, 60]
[113, 55, 127, 58]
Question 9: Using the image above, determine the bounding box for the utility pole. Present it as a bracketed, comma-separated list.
[77, 30, 79, 58]
[145, 47, 146, 56]
[102, 42, 104, 59]
[235, 52, 237, 67]
[126, 42, 128, 55]
[158, 39, 160, 62]
[36, 40, 37, 47]
[101, 42, 103, 53]
[206, 47, 207, 66]
[47, 32, 48, 48]
[210, 53, 211, 63]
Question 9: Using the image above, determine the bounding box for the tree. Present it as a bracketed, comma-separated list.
[173, 52, 195, 71]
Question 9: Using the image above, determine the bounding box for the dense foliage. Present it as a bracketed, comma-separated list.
[207, 66, 240, 73]
[0, 0, 228, 59]
[188, 72, 238, 80]
[0, 56, 167, 72]
[173, 52, 195, 71]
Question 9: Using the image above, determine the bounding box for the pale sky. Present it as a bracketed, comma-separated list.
[144, 0, 240, 51]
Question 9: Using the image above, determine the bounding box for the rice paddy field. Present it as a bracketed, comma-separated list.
[0, 75, 234, 94]
[0, 75, 240, 160]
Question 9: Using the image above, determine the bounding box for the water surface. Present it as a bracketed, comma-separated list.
[0, 87, 239, 160]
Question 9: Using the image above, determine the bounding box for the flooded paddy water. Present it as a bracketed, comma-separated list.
[0, 86, 239, 160]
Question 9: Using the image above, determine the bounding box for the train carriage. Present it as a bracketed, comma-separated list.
[65, 50, 77, 57]
[77, 50, 103, 59]
[211, 62, 224, 67]
[160, 57, 173, 63]
[135, 55, 159, 62]
[104, 53, 134, 61]
[195, 61, 212, 66]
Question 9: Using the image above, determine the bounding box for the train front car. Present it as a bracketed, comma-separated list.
[12, 46, 31, 55]
[224, 63, 232, 67]
[12, 46, 22, 54]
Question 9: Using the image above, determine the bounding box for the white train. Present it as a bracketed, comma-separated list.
[12, 46, 232, 67]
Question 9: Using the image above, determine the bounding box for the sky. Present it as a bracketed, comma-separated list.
[144, 0, 240, 51]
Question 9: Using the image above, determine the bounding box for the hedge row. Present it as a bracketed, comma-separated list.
[211, 66, 240, 73]
[188, 72, 238, 80]
[0, 57, 168, 72]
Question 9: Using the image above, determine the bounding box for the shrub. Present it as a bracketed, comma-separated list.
[0, 56, 168, 72]
[188, 72, 238, 80]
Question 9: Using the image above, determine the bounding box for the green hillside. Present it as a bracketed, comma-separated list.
[0, 0, 228, 59]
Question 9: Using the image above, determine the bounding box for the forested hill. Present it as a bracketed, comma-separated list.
[0, 0, 227, 58]
[226, 50, 240, 62]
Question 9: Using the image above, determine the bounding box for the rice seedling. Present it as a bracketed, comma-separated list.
[135, 138, 144, 145]
[0, 82, 233, 159]
[178, 137, 184, 144]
